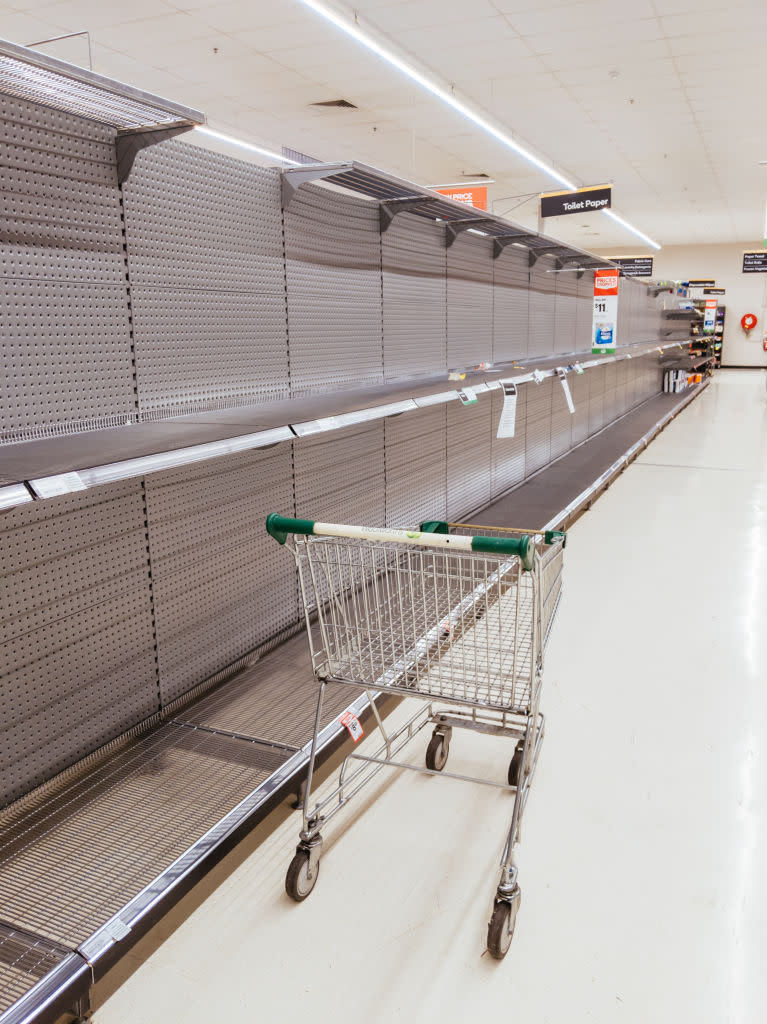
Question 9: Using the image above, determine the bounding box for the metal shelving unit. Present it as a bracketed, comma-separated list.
[0, 42, 710, 1024]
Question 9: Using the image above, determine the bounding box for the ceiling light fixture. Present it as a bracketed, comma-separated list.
[602, 208, 661, 250]
[194, 125, 302, 165]
[297, 0, 577, 190]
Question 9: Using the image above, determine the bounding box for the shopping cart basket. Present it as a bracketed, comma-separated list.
[266, 513, 566, 959]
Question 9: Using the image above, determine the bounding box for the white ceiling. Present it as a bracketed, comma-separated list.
[2, 0, 766, 250]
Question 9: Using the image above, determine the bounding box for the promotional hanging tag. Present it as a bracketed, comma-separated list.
[592, 267, 619, 353]
[557, 369, 575, 414]
[496, 381, 518, 438]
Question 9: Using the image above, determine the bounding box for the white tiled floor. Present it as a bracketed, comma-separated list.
[97, 370, 767, 1024]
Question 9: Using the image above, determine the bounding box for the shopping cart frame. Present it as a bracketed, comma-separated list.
[266, 514, 565, 959]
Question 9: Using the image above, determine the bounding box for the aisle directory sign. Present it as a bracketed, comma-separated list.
[743, 251, 767, 273]
[611, 256, 654, 278]
[592, 268, 619, 353]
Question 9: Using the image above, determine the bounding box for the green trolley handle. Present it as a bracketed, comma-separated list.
[266, 513, 536, 571]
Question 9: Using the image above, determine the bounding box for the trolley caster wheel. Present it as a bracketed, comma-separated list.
[285, 847, 320, 902]
[425, 730, 450, 771]
[487, 887, 521, 960]
[508, 741, 524, 787]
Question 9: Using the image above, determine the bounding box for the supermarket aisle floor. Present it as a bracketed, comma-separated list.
[97, 370, 767, 1024]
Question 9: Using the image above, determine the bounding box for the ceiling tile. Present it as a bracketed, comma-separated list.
[507, 0, 657, 36]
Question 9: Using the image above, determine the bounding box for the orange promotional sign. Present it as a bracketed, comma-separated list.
[594, 268, 620, 296]
[433, 185, 488, 210]
[593, 268, 619, 353]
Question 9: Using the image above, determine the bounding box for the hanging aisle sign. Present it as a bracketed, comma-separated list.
[540, 184, 611, 218]
[592, 268, 619, 353]
[611, 256, 654, 278]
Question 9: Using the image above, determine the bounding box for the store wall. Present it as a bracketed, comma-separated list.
[601, 242, 767, 367]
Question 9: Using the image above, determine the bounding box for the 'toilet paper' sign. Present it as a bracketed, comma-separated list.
[540, 184, 611, 218]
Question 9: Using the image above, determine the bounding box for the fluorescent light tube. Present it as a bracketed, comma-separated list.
[298, 0, 577, 190]
[195, 126, 301, 165]
[602, 208, 661, 250]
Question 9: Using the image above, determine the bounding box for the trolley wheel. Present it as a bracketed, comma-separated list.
[425, 731, 450, 771]
[508, 741, 524, 787]
[285, 848, 320, 902]
[487, 887, 521, 960]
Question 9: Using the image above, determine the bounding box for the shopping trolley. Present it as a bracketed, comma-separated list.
[266, 513, 566, 959]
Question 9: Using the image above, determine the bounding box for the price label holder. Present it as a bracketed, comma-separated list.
[496, 381, 518, 438]
[557, 368, 575, 414]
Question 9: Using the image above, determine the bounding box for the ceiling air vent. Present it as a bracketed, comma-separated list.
[310, 98, 358, 109]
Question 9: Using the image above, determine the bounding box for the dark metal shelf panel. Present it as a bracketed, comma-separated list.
[0, 341, 683, 496]
[471, 387, 707, 532]
[0, 925, 72, 1019]
[0, 723, 290, 949]
[177, 632, 350, 749]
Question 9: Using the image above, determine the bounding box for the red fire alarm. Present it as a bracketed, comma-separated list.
[741, 312, 758, 334]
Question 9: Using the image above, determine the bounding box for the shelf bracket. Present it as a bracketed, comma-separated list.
[444, 217, 495, 248]
[281, 162, 354, 210]
[492, 233, 537, 259]
[116, 125, 195, 184]
[529, 245, 566, 269]
[379, 196, 435, 233]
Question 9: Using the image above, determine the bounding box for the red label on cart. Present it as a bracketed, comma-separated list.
[339, 711, 364, 743]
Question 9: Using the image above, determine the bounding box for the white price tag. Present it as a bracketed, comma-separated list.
[29, 472, 87, 499]
[496, 381, 518, 438]
[557, 369, 575, 414]
[339, 711, 364, 743]
[456, 387, 478, 406]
